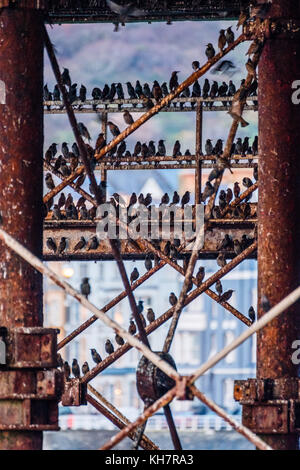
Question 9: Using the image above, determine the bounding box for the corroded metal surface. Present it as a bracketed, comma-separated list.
[256, 0, 300, 450]
[0, 9, 46, 449]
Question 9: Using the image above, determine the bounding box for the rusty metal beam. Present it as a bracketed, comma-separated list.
[256, 0, 300, 450]
[0, 7, 45, 450]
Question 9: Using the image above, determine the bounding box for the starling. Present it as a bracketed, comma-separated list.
[163, 240, 171, 257]
[208, 168, 222, 183]
[116, 82, 124, 100]
[62, 68, 71, 88]
[169, 292, 177, 306]
[138, 193, 145, 205]
[141, 143, 149, 157]
[170, 245, 178, 260]
[90, 348, 102, 364]
[202, 181, 215, 202]
[252, 136, 258, 156]
[249, 306, 256, 324]
[126, 81, 137, 99]
[58, 237, 67, 255]
[147, 308, 155, 323]
[130, 267, 139, 284]
[161, 82, 169, 97]
[169, 71, 179, 92]
[46, 237, 57, 253]
[92, 87, 102, 100]
[107, 121, 120, 137]
[192, 60, 200, 71]
[196, 267, 205, 286]
[128, 320, 137, 335]
[102, 84, 110, 100]
[95, 133, 106, 152]
[216, 280, 223, 297]
[192, 80, 201, 98]
[79, 84, 87, 102]
[144, 193, 152, 207]
[74, 236, 86, 251]
[212, 206, 221, 219]
[143, 83, 152, 99]
[80, 277, 91, 299]
[235, 138, 243, 155]
[148, 140, 156, 156]
[117, 141, 126, 157]
[233, 239, 242, 256]
[63, 361, 71, 380]
[219, 234, 233, 251]
[53, 84, 60, 101]
[173, 140, 181, 157]
[217, 252, 227, 268]
[105, 339, 114, 355]
[205, 43, 215, 60]
[57, 353, 64, 368]
[219, 290, 234, 303]
[205, 139, 213, 156]
[115, 334, 125, 346]
[160, 193, 170, 205]
[133, 141, 141, 156]
[45, 173, 55, 190]
[80, 204, 88, 220]
[228, 80, 236, 97]
[52, 204, 62, 221]
[145, 254, 152, 271]
[135, 80, 143, 98]
[44, 148, 53, 165]
[152, 81, 162, 102]
[203, 79, 210, 98]
[181, 191, 190, 208]
[253, 163, 258, 182]
[78, 122, 91, 141]
[218, 30, 227, 51]
[226, 26, 235, 45]
[82, 361, 90, 375]
[158, 140, 166, 156]
[243, 177, 253, 189]
[137, 300, 144, 315]
[246, 58, 257, 79]
[123, 110, 134, 125]
[87, 236, 99, 251]
[128, 192, 137, 207]
[226, 188, 233, 205]
[234, 182, 240, 199]
[72, 358, 80, 378]
[171, 191, 180, 205]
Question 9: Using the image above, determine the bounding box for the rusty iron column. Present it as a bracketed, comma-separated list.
[257, 0, 300, 449]
[0, 7, 45, 450]
[195, 102, 203, 204]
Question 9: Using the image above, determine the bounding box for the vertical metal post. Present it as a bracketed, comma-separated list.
[257, 0, 300, 450]
[0, 8, 44, 450]
[101, 112, 108, 200]
[195, 101, 203, 204]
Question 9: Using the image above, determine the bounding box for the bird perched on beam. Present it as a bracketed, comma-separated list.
[78, 122, 91, 141]
[147, 308, 155, 323]
[152, 81, 162, 103]
[216, 280, 223, 297]
[218, 30, 227, 51]
[107, 121, 120, 137]
[62, 68, 71, 88]
[248, 306, 256, 324]
[58, 237, 67, 255]
[196, 267, 205, 286]
[219, 290, 234, 303]
[205, 43, 215, 60]
[82, 362, 90, 375]
[192, 60, 200, 71]
[226, 26, 235, 45]
[128, 320, 136, 335]
[91, 348, 102, 364]
[115, 334, 125, 346]
[217, 253, 227, 268]
[45, 173, 55, 190]
[95, 133, 106, 152]
[74, 236, 86, 251]
[46, 237, 57, 253]
[105, 339, 114, 355]
[80, 277, 91, 299]
[130, 267, 139, 284]
[72, 358, 80, 378]
[169, 292, 178, 306]
[181, 191, 190, 208]
[169, 71, 179, 92]
[63, 361, 71, 381]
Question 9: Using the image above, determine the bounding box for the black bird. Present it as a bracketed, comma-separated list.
[126, 81, 137, 99]
[135, 80, 143, 98]
[233, 239, 242, 256]
[57, 353, 64, 368]
[128, 320, 137, 335]
[115, 334, 125, 346]
[128, 192, 137, 207]
[82, 362, 90, 375]
[249, 306, 256, 324]
[133, 141, 142, 156]
[171, 191, 180, 205]
[102, 84, 110, 100]
[173, 140, 181, 157]
[228, 80, 236, 97]
[253, 163, 258, 182]
[196, 267, 205, 285]
[58, 237, 67, 255]
[216, 280, 223, 296]
[152, 81, 162, 102]
[169, 292, 178, 306]
[69, 83, 77, 103]
[158, 139, 166, 156]
[79, 84, 87, 102]
[46, 237, 57, 253]
[243, 177, 253, 189]
[80, 277, 91, 299]
[62, 68, 71, 88]
[160, 193, 170, 205]
[141, 143, 149, 158]
[143, 82, 152, 99]
[217, 252, 227, 268]
[161, 82, 169, 97]
[123, 110, 134, 125]
[148, 140, 156, 155]
[145, 254, 152, 271]
[181, 191, 190, 208]
[218, 30, 227, 51]
[137, 300, 144, 315]
[205, 139, 213, 156]
[116, 82, 124, 100]
[63, 361, 71, 381]
[105, 339, 114, 355]
[203, 79, 210, 99]
[72, 358, 80, 378]
[87, 236, 99, 251]
[91, 348, 102, 364]
[74, 236, 86, 251]
[107, 83, 116, 101]
[261, 294, 271, 312]
[78, 122, 91, 141]
[147, 308, 155, 323]
[92, 87, 102, 100]
[219, 290, 234, 303]
[53, 84, 60, 101]
[226, 26, 235, 45]
[192, 60, 200, 71]
[209, 80, 218, 108]
[45, 173, 55, 190]
[130, 267, 139, 284]
[205, 43, 215, 60]
[202, 181, 215, 202]
[169, 71, 179, 92]
[107, 121, 120, 137]
[252, 136, 258, 156]
[192, 80, 201, 97]
[219, 234, 233, 250]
